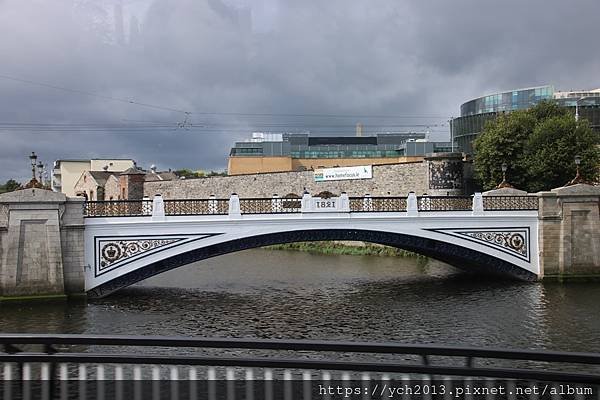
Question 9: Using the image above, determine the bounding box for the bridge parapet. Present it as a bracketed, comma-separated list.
[83, 193, 539, 218]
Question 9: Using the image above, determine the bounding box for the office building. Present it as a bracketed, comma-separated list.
[228, 132, 451, 175]
[451, 86, 600, 154]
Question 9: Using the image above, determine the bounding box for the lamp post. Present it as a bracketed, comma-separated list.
[565, 155, 585, 186]
[29, 152, 37, 181]
[37, 161, 44, 187]
[25, 152, 43, 189]
[496, 162, 514, 189]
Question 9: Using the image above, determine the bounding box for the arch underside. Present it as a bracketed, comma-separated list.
[88, 229, 537, 298]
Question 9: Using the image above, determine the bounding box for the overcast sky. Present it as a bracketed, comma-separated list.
[1, 0, 599, 182]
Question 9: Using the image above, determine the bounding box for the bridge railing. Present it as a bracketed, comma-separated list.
[83, 199, 153, 217]
[349, 196, 408, 212]
[240, 197, 302, 214]
[163, 198, 229, 216]
[483, 196, 539, 211]
[83, 194, 540, 217]
[417, 196, 472, 212]
[0, 334, 598, 399]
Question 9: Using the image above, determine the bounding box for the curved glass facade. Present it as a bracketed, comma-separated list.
[452, 85, 600, 155]
[460, 86, 554, 116]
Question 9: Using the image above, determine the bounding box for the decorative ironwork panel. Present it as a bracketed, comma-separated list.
[163, 199, 228, 215]
[240, 198, 301, 214]
[483, 196, 539, 211]
[94, 233, 223, 276]
[428, 160, 463, 190]
[427, 227, 531, 262]
[349, 197, 407, 212]
[84, 200, 153, 217]
[418, 196, 472, 211]
[99, 238, 181, 271]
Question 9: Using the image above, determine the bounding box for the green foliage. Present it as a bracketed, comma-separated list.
[474, 101, 600, 192]
[174, 169, 227, 179]
[0, 179, 21, 194]
[173, 169, 203, 179]
[266, 241, 426, 258]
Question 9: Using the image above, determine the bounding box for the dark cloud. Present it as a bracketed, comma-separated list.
[1, 0, 599, 182]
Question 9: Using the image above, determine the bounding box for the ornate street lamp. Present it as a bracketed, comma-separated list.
[564, 155, 586, 186]
[496, 162, 514, 189]
[37, 161, 44, 186]
[25, 152, 43, 189]
[29, 152, 37, 181]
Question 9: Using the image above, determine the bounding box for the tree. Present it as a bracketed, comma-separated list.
[474, 101, 600, 192]
[173, 169, 203, 179]
[0, 179, 21, 194]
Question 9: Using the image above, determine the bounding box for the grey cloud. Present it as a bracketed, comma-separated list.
[1, 0, 598, 182]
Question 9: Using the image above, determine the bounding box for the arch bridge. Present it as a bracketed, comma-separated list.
[83, 193, 540, 298]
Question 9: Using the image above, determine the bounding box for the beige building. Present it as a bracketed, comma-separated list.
[73, 166, 179, 201]
[51, 159, 135, 197]
[73, 171, 118, 201]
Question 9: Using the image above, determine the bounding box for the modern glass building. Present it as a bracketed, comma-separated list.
[228, 132, 451, 175]
[452, 86, 600, 155]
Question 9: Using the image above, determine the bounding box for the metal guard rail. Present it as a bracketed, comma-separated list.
[0, 334, 599, 384]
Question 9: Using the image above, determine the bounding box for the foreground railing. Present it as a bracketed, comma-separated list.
[0, 335, 598, 399]
[83, 194, 540, 217]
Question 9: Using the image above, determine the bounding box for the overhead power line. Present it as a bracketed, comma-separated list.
[0, 73, 190, 114]
[0, 73, 451, 120]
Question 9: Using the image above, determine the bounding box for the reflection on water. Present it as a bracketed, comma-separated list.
[1, 249, 600, 352]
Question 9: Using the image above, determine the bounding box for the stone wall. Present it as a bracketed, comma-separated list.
[104, 175, 120, 200]
[145, 162, 429, 199]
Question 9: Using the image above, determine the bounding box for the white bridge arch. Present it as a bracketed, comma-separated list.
[83, 193, 540, 298]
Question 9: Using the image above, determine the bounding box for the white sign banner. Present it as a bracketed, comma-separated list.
[314, 165, 372, 182]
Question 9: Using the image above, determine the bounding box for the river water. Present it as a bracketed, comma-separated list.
[1, 249, 599, 352]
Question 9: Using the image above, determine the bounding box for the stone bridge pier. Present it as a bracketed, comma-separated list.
[538, 184, 600, 279]
[0, 189, 85, 299]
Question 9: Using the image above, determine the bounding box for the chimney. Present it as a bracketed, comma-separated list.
[150, 164, 157, 173]
[356, 123, 363, 137]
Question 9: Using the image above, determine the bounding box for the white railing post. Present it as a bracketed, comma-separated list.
[362, 194, 372, 211]
[208, 194, 217, 214]
[229, 193, 241, 218]
[301, 191, 312, 213]
[151, 194, 165, 221]
[407, 192, 418, 216]
[339, 192, 350, 212]
[271, 194, 282, 213]
[472, 192, 484, 215]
